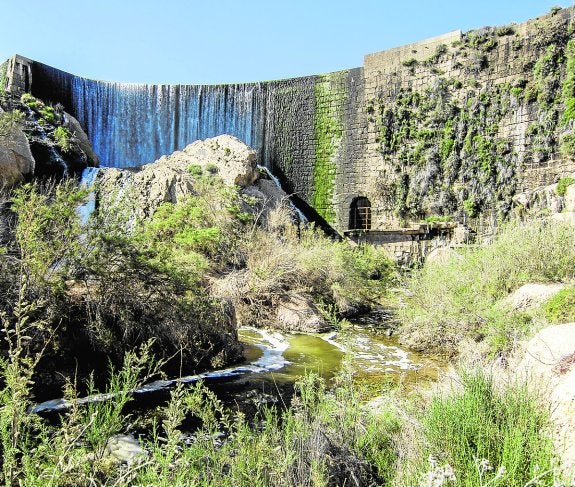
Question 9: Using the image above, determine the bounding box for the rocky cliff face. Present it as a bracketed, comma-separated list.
[0, 92, 98, 185]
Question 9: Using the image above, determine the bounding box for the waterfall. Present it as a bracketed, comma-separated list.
[30, 62, 269, 168]
[78, 166, 101, 223]
[258, 165, 308, 223]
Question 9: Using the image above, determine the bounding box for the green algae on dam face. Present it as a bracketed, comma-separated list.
[312, 72, 347, 225]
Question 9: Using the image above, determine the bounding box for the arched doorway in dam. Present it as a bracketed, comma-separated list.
[349, 197, 372, 231]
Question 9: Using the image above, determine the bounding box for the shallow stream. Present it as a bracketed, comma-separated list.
[33, 323, 444, 415]
[241, 325, 443, 389]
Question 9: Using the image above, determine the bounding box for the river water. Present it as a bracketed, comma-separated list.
[32, 323, 443, 415]
[240, 325, 442, 390]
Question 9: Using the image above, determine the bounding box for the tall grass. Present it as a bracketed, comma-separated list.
[0, 288, 560, 486]
[416, 370, 556, 487]
[398, 219, 575, 357]
[133, 372, 400, 486]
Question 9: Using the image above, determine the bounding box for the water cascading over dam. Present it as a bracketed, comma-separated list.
[30, 62, 272, 168]
[28, 59, 364, 230]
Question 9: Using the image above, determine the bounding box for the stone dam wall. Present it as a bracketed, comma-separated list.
[3, 6, 575, 236]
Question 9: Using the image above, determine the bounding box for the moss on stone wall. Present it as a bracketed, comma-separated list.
[312, 73, 345, 224]
[368, 12, 575, 224]
[0, 62, 8, 95]
[562, 39, 575, 124]
[372, 77, 517, 220]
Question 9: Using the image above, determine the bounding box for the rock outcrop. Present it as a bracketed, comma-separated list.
[275, 293, 329, 333]
[517, 324, 575, 479]
[0, 95, 99, 183]
[97, 135, 286, 220]
[502, 283, 565, 312]
[0, 107, 35, 185]
[179, 135, 258, 187]
[63, 112, 100, 169]
[514, 179, 575, 219]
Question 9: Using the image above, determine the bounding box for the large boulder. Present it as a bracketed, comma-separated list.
[181, 135, 258, 187]
[501, 283, 565, 311]
[97, 160, 195, 219]
[63, 112, 99, 169]
[0, 107, 34, 185]
[97, 135, 260, 218]
[517, 324, 575, 477]
[275, 293, 329, 333]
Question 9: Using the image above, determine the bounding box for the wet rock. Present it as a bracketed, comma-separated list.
[63, 112, 99, 168]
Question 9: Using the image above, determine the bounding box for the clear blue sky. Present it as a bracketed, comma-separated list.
[0, 0, 573, 84]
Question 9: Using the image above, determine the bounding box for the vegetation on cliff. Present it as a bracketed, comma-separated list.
[368, 9, 575, 224]
[0, 92, 98, 183]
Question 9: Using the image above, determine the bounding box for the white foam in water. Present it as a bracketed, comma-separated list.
[78, 167, 101, 224]
[240, 327, 290, 371]
[31, 326, 426, 414]
[320, 332, 348, 352]
[318, 331, 421, 373]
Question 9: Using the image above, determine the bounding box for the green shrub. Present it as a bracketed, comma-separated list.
[496, 24, 515, 36]
[510, 86, 523, 99]
[542, 286, 575, 323]
[187, 164, 203, 176]
[463, 197, 479, 218]
[556, 176, 575, 196]
[422, 215, 453, 223]
[0, 109, 24, 137]
[401, 58, 418, 68]
[398, 219, 575, 356]
[6, 180, 239, 379]
[20, 92, 39, 109]
[205, 162, 219, 174]
[133, 372, 400, 486]
[20, 93, 59, 125]
[560, 133, 575, 157]
[421, 370, 555, 486]
[549, 5, 562, 15]
[39, 105, 57, 124]
[52, 125, 72, 153]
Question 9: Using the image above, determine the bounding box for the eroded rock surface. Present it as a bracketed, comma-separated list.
[0, 107, 35, 185]
[275, 293, 329, 333]
[518, 324, 575, 479]
[97, 135, 263, 218]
